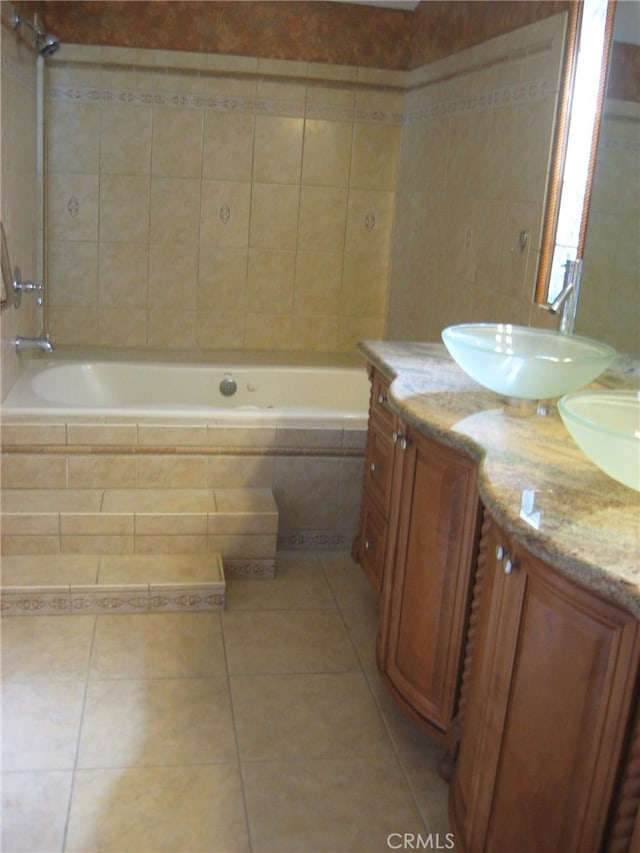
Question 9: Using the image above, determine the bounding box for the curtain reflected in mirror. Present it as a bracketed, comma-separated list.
[577, 0, 640, 353]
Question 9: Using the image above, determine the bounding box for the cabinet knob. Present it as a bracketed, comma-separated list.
[378, 393, 387, 405]
[504, 558, 513, 575]
[364, 539, 374, 551]
[370, 462, 377, 472]
[496, 545, 505, 560]
[392, 431, 409, 450]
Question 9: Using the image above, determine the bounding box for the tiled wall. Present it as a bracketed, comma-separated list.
[386, 13, 567, 342]
[578, 98, 640, 353]
[45, 48, 402, 352]
[0, 7, 40, 398]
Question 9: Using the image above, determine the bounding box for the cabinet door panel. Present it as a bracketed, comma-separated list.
[485, 561, 638, 852]
[455, 517, 640, 853]
[365, 416, 395, 511]
[359, 500, 387, 595]
[382, 430, 479, 735]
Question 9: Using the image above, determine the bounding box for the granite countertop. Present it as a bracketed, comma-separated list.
[359, 340, 640, 617]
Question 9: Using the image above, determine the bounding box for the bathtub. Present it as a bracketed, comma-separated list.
[2, 358, 370, 427]
[1, 355, 370, 555]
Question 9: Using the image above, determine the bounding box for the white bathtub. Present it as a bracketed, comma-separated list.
[1, 358, 370, 427]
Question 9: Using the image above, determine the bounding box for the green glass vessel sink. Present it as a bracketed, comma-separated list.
[558, 391, 640, 491]
[441, 323, 616, 400]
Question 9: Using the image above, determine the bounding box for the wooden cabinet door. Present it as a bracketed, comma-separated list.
[356, 369, 397, 597]
[359, 496, 387, 595]
[378, 427, 480, 740]
[452, 516, 640, 853]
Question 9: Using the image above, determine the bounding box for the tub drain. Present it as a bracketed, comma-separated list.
[219, 375, 237, 396]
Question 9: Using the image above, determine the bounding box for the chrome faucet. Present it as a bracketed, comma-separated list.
[15, 334, 54, 353]
[547, 259, 583, 335]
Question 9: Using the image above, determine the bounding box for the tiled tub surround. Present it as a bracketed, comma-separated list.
[44, 13, 572, 356]
[45, 46, 402, 352]
[387, 12, 568, 342]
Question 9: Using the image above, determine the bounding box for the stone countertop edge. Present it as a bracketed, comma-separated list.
[359, 340, 640, 618]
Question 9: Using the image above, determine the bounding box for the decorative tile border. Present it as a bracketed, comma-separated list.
[223, 558, 276, 579]
[278, 530, 354, 550]
[1, 581, 226, 614]
[1, 587, 71, 615]
[48, 74, 550, 126]
[48, 84, 402, 124]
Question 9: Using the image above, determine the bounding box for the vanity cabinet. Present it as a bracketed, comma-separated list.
[357, 365, 482, 744]
[356, 368, 397, 597]
[377, 424, 481, 742]
[450, 514, 640, 853]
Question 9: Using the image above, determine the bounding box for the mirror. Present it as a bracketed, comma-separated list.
[536, 0, 639, 354]
[1, 222, 13, 310]
[535, 0, 614, 311]
[577, 1, 640, 352]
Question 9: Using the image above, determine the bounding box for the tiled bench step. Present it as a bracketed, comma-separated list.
[0, 553, 226, 616]
[1, 488, 278, 575]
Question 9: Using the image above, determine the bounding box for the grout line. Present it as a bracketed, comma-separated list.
[61, 612, 99, 852]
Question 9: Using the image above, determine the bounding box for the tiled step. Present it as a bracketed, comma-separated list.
[0, 553, 226, 616]
[1, 487, 279, 612]
[1, 486, 278, 572]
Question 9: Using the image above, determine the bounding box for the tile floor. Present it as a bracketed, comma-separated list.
[1, 550, 454, 852]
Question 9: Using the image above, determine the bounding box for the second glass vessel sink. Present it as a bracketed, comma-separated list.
[441, 323, 616, 400]
[558, 391, 640, 491]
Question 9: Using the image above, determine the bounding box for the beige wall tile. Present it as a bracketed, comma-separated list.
[151, 108, 204, 178]
[298, 187, 348, 253]
[99, 175, 150, 244]
[302, 120, 353, 187]
[249, 184, 300, 250]
[68, 455, 137, 488]
[246, 250, 296, 314]
[49, 307, 99, 347]
[48, 241, 99, 309]
[98, 309, 148, 347]
[137, 455, 207, 488]
[100, 105, 152, 175]
[62, 535, 135, 555]
[1, 455, 67, 488]
[148, 243, 198, 309]
[65, 424, 137, 446]
[345, 189, 395, 257]
[147, 309, 197, 348]
[137, 425, 207, 447]
[98, 243, 149, 309]
[135, 534, 208, 553]
[1, 424, 66, 446]
[244, 313, 292, 350]
[294, 252, 343, 315]
[197, 248, 248, 312]
[253, 116, 304, 184]
[48, 174, 99, 242]
[61, 514, 133, 536]
[291, 316, 339, 351]
[350, 123, 400, 191]
[200, 181, 251, 248]
[202, 112, 255, 181]
[48, 102, 101, 174]
[206, 455, 274, 489]
[150, 177, 201, 247]
[196, 312, 246, 349]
